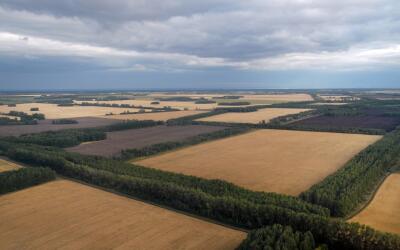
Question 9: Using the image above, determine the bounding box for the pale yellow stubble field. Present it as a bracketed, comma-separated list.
[0, 103, 143, 119]
[0, 180, 246, 250]
[0, 158, 21, 173]
[349, 173, 400, 235]
[136, 129, 381, 196]
[196, 108, 311, 124]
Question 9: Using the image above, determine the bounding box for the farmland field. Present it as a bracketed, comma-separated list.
[136, 129, 381, 195]
[349, 173, 400, 235]
[103, 110, 206, 121]
[196, 108, 311, 124]
[0, 158, 21, 173]
[0, 180, 245, 250]
[0, 117, 120, 137]
[75, 99, 219, 110]
[66, 125, 225, 157]
[0, 103, 144, 119]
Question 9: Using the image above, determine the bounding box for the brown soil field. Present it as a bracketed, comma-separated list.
[349, 173, 400, 235]
[0, 103, 143, 119]
[0, 117, 120, 137]
[196, 108, 311, 124]
[66, 125, 225, 157]
[136, 129, 381, 195]
[103, 110, 206, 121]
[0, 158, 21, 173]
[0, 180, 245, 250]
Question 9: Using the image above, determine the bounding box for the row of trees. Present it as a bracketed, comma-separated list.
[301, 128, 400, 216]
[79, 101, 179, 111]
[238, 224, 323, 250]
[0, 167, 56, 194]
[52, 119, 78, 124]
[2, 142, 399, 249]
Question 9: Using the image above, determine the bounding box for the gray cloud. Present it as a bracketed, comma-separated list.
[0, 0, 399, 75]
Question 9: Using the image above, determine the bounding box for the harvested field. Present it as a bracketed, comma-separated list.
[0, 158, 21, 173]
[0, 103, 143, 119]
[75, 99, 218, 110]
[66, 125, 225, 157]
[0, 117, 120, 137]
[197, 108, 311, 124]
[0, 180, 245, 250]
[136, 129, 381, 195]
[103, 110, 206, 121]
[349, 173, 400, 235]
[291, 109, 400, 132]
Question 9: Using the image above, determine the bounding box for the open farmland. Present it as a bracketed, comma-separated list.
[137, 129, 381, 195]
[291, 108, 400, 132]
[66, 125, 225, 157]
[0, 117, 120, 137]
[0, 158, 21, 173]
[0, 180, 245, 250]
[103, 110, 206, 121]
[197, 108, 311, 124]
[0, 103, 144, 119]
[75, 99, 219, 110]
[349, 173, 400, 235]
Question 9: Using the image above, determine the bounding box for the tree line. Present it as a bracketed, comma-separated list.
[238, 224, 324, 250]
[119, 127, 250, 160]
[1, 141, 400, 249]
[301, 127, 400, 217]
[0, 167, 56, 194]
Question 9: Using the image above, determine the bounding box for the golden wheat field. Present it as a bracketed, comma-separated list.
[0, 180, 246, 250]
[103, 110, 206, 121]
[136, 129, 381, 195]
[0, 103, 143, 119]
[349, 173, 400, 235]
[0, 158, 21, 173]
[196, 108, 311, 124]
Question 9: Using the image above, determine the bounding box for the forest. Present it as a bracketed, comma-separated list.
[0, 167, 56, 194]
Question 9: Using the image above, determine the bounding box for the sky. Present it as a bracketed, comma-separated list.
[0, 0, 399, 90]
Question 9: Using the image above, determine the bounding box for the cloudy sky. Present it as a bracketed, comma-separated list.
[0, 0, 399, 90]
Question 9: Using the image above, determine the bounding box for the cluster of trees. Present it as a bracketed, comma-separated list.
[1, 141, 399, 249]
[212, 95, 243, 99]
[7, 111, 45, 121]
[120, 127, 250, 160]
[194, 98, 216, 104]
[166, 110, 228, 125]
[238, 224, 323, 250]
[301, 128, 400, 217]
[52, 119, 78, 125]
[0, 167, 56, 194]
[0, 111, 46, 125]
[157, 96, 195, 102]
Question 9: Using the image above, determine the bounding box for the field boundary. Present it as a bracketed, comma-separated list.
[345, 171, 393, 220]
[128, 128, 254, 162]
[58, 175, 250, 234]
